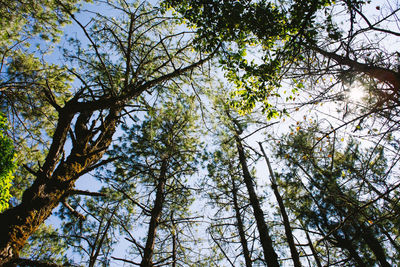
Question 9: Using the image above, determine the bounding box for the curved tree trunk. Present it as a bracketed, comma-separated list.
[0, 107, 120, 265]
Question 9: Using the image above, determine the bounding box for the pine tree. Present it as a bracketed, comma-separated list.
[275, 124, 398, 266]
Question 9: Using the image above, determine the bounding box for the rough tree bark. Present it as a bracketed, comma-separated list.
[0, 106, 121, 265]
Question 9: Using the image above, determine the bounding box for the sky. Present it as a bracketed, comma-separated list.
[19, 0, 400, 265]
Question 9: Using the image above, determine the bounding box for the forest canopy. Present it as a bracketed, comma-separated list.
[0, 0, 399, 266]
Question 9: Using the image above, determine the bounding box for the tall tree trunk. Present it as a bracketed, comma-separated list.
[230, 175, 252, 267]
[359, 223, 390, 267]
[140, 160, 168, 267]
[303, 226, 322, 267]
[259, 143, 302, 267]
[171, 212, 177, 267]
[0, 107, 120, 265]
[234, 135, 279, 267]
[334, 233, 366, 267]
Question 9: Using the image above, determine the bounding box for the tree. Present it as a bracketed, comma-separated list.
[18, 224, 70, 266]
[259, 142, 302, 267]
[228, 113, 279, 267]
[0, 0, 82, 48]
[162, 0, 337, 113]
[56, 190, 117, 266]
[203, 91, 280, 266]
[205, 137, 257, 266]
[0, 1, 215, 264]
[1, 0, 85, 204]
[163, 0, 399, 117]
[158, 5, 400, 264]
[105, 91, 203, 266]
[275, 124, 399, 266]
[2, 0, 400, 265]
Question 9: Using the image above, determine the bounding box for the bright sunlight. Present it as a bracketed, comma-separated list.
[347, 82, 366, 103]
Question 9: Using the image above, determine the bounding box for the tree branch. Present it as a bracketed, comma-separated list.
[62, 200, 85, 220]
[68, 190, 106, 197]
[312, 46, 400, 91]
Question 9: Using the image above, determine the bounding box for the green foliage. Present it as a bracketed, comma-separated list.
[162, 0, 339, 114]
[205, 141, 259, 265]
[276, 124, 398, 265]
[104, 91, 203, 264]
[1, 51, 74, 204]
[0, 113, 16, 212]
[0, 0, 78, 205]
[58, 196, 119, 266]
[202, 90, 268, 265]
[0, 0, 84, 47]
[48, 1, 209, 263]
[20, 224, 70, 264]
[2, 0, 398, 265]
